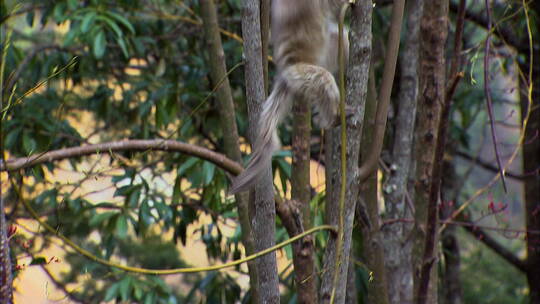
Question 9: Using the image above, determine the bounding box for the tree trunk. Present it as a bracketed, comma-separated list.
[345, 246, 358, 304]
[522, 3, 540, 301]
[320, 2, 372, 303]
[413, 1, 449, 303]
[0, 21, 13, 304]
[0, 197, 13, 304]
[200, 1, 258, 301]
[241, 0, 280, 302]
[288, 66, 317, 303]
[360, 67, 389, 304]
[441, 161, 463, 304]
[382, 0, 423, 303]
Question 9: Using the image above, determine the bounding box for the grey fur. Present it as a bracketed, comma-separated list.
[229, 0, 348, 194]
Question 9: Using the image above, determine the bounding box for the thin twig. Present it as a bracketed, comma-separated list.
[483, 0, 508, 192]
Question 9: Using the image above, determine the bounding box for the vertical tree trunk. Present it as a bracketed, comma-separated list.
[441, 161, 463, 304]
[360, 67, 389, 304]
[200, 1, 258, 301]
[320, 2, 372, 303]
[259, 0, 270, 95]
[522, 3, 540, 301]
[345, 245, 358, 304]
[441, 224, 462, 304]
[0, 197, 13, 304]
[289, 67, 317, 303]
[0, 21, 13, 304]
[440, 1, 466, 302]
[413, 1, 449, 303]
[382, 1, 423, 303]
[241, 0, 280, 302]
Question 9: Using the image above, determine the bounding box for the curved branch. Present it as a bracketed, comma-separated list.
[0, 139, 243, 175]
[483, 0, 508, 192]
[358, 0, 406, 181]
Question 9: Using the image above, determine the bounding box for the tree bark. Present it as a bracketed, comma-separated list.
[382, 1, 423, 303]
[441, 161, 463, 304]
[413, 1, 448, 303]
[345, 246, 358, 304]
[200, 1, 258, 301]
[320, 2, 372, 303]
[1, 139, 243, 174]
[289, 61, 317, 303]
[521, 3, 540, 301]
[440, 224, 462, 304]
[241, 0, 280, 302]
[259, 0, 270, 95]
[0, 22, 13, 302]
[360, 67, 389, 304]
[0, 197, 13, 304]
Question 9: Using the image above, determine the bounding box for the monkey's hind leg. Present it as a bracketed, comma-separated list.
[281, 63, 340, 129]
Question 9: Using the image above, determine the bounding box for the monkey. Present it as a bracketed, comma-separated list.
[229, 0, 350, 194]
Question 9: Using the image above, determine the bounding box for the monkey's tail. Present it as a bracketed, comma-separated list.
[229, 63, 339, 194]
[229, 74, 291, 194]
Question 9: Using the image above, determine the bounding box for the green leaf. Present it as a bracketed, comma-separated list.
[53, 3, 67, 23]
[117, 36, 129, 58]
[105, 11, 135, 34]
[138, 199, 152, 229]
[89, 211, 116, 227]
[172, 175, 182, 205]
[5, 128, 21, 149]
[80, 11, 96, 33]
[114, 185, 135, 197]
[115, 214, 129, 238]
[63, 28, 78, 47]
[178, 157, 198, 176]
[133, 284, 143, 300]
[119, 276, 132, 301]
[67, 0, 78, 10]
[104, 282, 120, 301]
[203, 161, 216, 185]
[154, 201, 172, 221]
[22, 132, 37, 154]
[96, 15, 123, 38]
[111, 173, 127, 183]
[126, 186, 141, 208]
[144, 292, 156, 304]
[93, 30, 106, 59]
[30, 256, 47, 265]
[155, 98, 167, 129]
[31, 166, 45, 182]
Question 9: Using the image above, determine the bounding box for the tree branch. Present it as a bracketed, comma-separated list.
[320, 2, 373, 303]
[240, 0, 280, 302]
[414, 0, 448, 303]
[358, 0, 406, 181]
[0, 139, 243, 175]
[200, 1, 259, 300]
[449, 1, 528, 53]
[462, 222, 528, 273]
[456, 150, 525, 180]
[375, 0, 529, 52]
